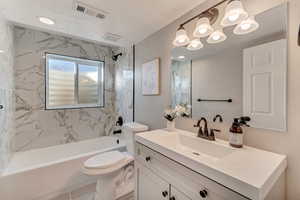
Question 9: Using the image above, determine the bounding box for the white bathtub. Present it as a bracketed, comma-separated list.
[0, 136, 127, 200]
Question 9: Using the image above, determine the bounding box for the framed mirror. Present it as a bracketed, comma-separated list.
[170, 3, 288, 131]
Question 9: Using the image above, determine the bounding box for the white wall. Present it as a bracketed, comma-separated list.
[135, 0, 300, 199]
[0, 14, 15, 173]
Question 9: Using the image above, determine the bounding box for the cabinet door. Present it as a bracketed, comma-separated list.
[170, 186, 192, 200]
[136, 163, 170, 200]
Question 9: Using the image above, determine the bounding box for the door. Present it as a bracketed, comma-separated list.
[170, 186, 192, 200]
[243, 39, 287, 131]
[136, 163, 170, 200]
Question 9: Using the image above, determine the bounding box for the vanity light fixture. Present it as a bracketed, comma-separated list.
[233, 16, 259, 35]
[38, 16, 55, 25]
[173, 0, 258, 50]
[178, 56, 185, 60]
[221, 0, 248, 27]
[207, 29, 227, 44]
[173, 27, 190, 47]
[193, 17, 214, 38]
[187, 39, 203, 51]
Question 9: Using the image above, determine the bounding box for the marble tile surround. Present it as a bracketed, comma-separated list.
[115, 47, 134, 123]
[0, 15, 15, 172]
[13, 26, 119, 152]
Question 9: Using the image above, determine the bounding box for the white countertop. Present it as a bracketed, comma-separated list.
[135, 129, 287, 200]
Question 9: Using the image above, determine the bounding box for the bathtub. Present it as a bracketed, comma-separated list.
[0, 136, 127, 200]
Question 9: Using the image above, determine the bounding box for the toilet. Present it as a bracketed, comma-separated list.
[82, 151, 134, 200]
[122, 122, 149, 154]
[82, 122, 148, 200]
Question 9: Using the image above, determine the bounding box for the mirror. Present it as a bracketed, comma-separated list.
[171, 3, 288, 131]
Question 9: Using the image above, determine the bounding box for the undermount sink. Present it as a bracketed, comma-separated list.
[177, 134, 235, 159]
[135, 129, 234, 160]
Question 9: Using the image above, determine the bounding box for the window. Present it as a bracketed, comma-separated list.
[45, 53, 104, 109]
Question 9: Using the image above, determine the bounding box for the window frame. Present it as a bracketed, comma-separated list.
[45, 53, 105, 110]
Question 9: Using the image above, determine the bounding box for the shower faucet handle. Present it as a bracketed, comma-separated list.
[0, 105, 3, 110]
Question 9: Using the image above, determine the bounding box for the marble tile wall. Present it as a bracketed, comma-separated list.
[13, 26, 119, 152]
[0, 14, 15, 173]
[114, 47, 134, 123]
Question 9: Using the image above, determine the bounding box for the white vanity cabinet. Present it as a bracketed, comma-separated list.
[135, 142, 248, 200]
[170, 186, 192, 200]
[136, 161, 169, 200]
[136, 160, 191, 200]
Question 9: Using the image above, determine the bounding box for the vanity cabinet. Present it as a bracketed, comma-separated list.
[135, 142, 248, 200]
[170, 186, 192, 200]
[136, 161, 169, 200]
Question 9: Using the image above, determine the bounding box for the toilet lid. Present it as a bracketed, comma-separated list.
[84, 151, 126, 169]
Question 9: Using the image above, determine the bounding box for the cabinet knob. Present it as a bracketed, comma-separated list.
[145, 156, 151, 162]
[199, 189, 208, 198]
[162, 190, 168, 197]
[169, 196, 176, 200]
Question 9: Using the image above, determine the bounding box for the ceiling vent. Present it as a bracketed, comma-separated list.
[103, 32, 122, 42]
[74, 1, 108, 19]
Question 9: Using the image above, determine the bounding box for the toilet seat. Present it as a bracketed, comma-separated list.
[82, 151, 134, 176]
[84, 151, 126, 169]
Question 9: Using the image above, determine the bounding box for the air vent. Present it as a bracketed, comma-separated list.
[74, 0, 108, 20]
[103, 32, 122, 42]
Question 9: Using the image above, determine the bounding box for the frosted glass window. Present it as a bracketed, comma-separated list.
[46, 54, 104, 109]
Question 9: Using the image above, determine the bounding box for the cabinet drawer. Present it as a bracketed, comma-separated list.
[135, 142, 248, 200]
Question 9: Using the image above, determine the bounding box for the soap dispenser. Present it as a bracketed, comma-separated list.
[229, 117, 250, 148]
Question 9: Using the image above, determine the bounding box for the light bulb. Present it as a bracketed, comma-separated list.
[228, 13, 239, 22]
[173, 28, 190, 46]
[199, 27, 208, 34]
[38, 16, 55, 25]
[212, 34, 221, 41]
[234, 16, 259, 35]
[187, 39, 203, 51]
[241, 23, 251, 30]
[178, 56, 185, 59]
[207, 29, 227, 44]
[221, 0, 248, 27]
[193, 17, 214, 38]
[178, 37, 186, 43]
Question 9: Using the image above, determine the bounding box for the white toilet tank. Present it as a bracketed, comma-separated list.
[122, 122, 148, 154]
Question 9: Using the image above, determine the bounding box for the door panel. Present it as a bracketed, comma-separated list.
[243, 39, 287, 131]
